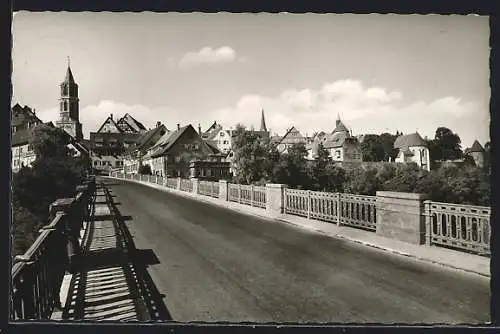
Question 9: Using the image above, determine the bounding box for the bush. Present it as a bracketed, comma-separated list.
[139, 164, 152, 175]
[12, 205, 42, 257]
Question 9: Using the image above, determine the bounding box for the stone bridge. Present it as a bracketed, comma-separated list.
[10, 175, 491, 323]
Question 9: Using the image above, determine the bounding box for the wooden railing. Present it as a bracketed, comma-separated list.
[11, 177, 95, 320]
[228, 184, 266, 209]
[425, 201, 490, 255]
[198, 181, 219, 198]
[284, 189, 377, 231]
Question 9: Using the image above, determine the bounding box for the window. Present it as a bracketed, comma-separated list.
[220, 132, 225, 137]
[19, 147, 23, 154]
[223, 140, 228, 144]
[175, 156, 181, 163]
[94, 161, 99, 166]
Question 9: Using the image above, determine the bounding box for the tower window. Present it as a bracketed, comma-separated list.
[62, 85, 68, 96]
[64, 101, 68, 111]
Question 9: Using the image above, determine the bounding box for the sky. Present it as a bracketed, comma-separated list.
[11, 12, 490, 148]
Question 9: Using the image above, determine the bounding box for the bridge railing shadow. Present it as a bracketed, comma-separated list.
[62, 184, 172, 322]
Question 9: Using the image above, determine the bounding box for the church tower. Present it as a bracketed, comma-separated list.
[56, 57, 83, 140]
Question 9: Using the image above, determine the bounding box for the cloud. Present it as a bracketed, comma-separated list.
[178, 46, 240, 68]
[34, 79, 488, 148]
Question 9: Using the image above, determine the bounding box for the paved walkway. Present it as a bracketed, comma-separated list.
[109, 176, 490, 278]
[52, 185, 166, 321]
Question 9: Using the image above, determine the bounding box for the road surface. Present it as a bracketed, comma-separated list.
[104, 178, 490, 324]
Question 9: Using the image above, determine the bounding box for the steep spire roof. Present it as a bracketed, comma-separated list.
[64, 65, 75, 83]
[469, 140, 485, 153]
[260, 109, 267, 132]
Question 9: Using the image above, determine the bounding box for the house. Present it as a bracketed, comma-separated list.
[11, 104, 44, 172]
[89, 114, 147, 173]
[464, 140, 485, 168]
[200, 121, 233, 155]
[275, 126, 307, 154]
[306, 115, 362, 164]
[11, 104, 89, 172]
[141, 124, 229, 179]
[124, 123, 169, 174]
[393, 132, 430, 171]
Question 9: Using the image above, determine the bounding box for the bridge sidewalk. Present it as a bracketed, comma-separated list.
[51, 184, 163, 321]
[109, 176, 490, 278]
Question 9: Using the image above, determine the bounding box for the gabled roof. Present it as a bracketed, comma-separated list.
[97, 116, 122, 133]
[205, 140, 221, 154]
[202, 123, 224, 140]
[394, 132, 426, 150]
[119, 113, 147, 132]
[11, 104, 43, 127]
[151, 125, 192, 158]
[468, 140, 485, 153]
[278, 126, 306, 145]
[127, 124, 167, 154]
[12, 128, 32, 147]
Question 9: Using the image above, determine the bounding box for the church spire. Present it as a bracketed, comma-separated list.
[64, 56, 75, 83]
[260, 108, 267, 132]
[336, 113, 341, 127]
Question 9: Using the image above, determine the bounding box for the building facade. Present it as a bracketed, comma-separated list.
[464, 140, 485, 168]
[306, 116, 362, 164]
[393, 132, 430, 171]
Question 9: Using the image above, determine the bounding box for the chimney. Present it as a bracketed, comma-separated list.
[156, 121, 161, 128]
[198, 123, 202, 135]
[177, 123, 180, 130]
[110, 113, 113, 120]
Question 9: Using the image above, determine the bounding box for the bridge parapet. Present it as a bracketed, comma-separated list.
[10, 177, 95, 320]
[109, 173, 491, 257]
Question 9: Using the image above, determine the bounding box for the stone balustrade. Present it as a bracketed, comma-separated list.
[109, 171, 491, 256]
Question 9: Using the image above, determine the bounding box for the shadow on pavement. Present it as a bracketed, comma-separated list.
[62, 184, 172, 322]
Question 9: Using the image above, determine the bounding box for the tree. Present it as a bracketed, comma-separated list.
[232, 124, 269, 184]
[382, 163, 428, 193]
[433, 127, 463, 161]
[309, 143, 331, 191]
[12, 125, 88, 255]
[360, 135, 385, 162]
[379, 133, 399, 162]
[344, 166, 380, 195]
[271, 143, 310, 189]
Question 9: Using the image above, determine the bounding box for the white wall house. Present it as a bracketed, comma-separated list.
[393, 133, 430, 171]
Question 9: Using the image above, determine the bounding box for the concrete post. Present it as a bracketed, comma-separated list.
[192, 178, 199, 195]
[176, 177, 182, 190]
[336, 193, 341, 226]
[307, 190, 311, 219]
[375, 191, 428, 245]
[219, 180, 228, 201]
[266, 183, 287, 219]
[423, 200, 432, 245]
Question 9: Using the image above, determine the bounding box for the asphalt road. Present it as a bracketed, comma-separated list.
[104, 178, 490, 324]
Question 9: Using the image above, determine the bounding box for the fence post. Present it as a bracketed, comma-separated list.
[238, 184, 242, 204]
[192, 178, 199, 195]
[307, 190, 311, 219]
[336, 193, 341, 226]
[265, 184, 287, 219]
[176, 177, 182, 190]
[251, 185, 254, 207]
[219, 180, 228, 201]
[424, 200, 432, 245]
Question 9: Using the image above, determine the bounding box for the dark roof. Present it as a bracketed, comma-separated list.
[64, 66, 75, 83]
[394, 133, 426, 150]
[278, 126, 306, 145]
[126, 124, 167, 154]
[322, 131, 349, 149]
[260, 109, 267, 132]
[205, 140, 221, 154]
[151, 125, 209, 158]
[12, 128, 32, 147]
[468, 140, 485, 153]
[12, 104, 43, 127]
[90, 132, 140, 144]
[120, 113, 147, 132]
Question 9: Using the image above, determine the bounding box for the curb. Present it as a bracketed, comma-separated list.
[105, 176, 491, 279]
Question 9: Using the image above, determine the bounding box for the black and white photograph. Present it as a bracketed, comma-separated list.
[10, 12, 491, 324]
